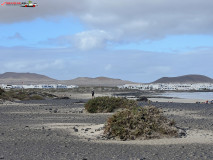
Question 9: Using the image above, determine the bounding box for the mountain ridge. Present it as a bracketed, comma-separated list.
[1, 72, 213, 86]
[63, 76, 134, 86]
[0, 72, 56, 81]
[0, 72, 135, 86]
[153, 74, 213, 84]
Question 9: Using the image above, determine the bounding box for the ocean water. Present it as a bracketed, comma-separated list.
[160, 92, 213, 100]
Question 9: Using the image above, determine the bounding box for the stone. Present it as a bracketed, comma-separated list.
[73, 127, 78, 132]
[85, 128, 91, 131]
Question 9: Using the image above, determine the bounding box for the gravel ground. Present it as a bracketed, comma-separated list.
[0, 99, 213, 160]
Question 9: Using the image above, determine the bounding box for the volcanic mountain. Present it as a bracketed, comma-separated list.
[0, 72, 135, 86]
[0, 72, 57, 85]
[153, 75, 213, 84]
[63, 77, 135, 87]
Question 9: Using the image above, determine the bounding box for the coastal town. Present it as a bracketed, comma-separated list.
[0, 84, 78, 89]
[118, 83, 213, 91]
[1, 82, 213, 91]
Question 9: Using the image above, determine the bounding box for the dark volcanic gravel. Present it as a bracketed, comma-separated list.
[0, 99, 213, 160]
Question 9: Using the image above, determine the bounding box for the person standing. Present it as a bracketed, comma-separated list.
[92, 89, 95, 98]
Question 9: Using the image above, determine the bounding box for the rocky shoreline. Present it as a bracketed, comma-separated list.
[0, 99, 213, 159]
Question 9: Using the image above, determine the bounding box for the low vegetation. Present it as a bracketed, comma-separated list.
[0, 89, 56, 101]
[84, 96, 137, 113]
[85, 97, 178, 140]
[104, 106, 178, 140]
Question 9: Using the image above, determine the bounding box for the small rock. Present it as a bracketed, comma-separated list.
[95, 127, 103, 131]
[179, 129, 186, 137]
[85, 128, 91, 131]
[73, 127, 78, 132]
[0, 156, 4, 159]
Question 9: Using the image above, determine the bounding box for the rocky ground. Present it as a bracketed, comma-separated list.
[0, 99, 213, 160]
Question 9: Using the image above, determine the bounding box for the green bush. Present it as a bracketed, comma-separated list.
[104, 106, 178, 140]
[84, 96, 137, 113]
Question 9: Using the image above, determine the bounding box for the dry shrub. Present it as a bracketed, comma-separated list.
[84, 96, 137, 113]
[104, 106, 178, 140]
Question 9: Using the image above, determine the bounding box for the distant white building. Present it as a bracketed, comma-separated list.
[118, 83, 213, 91]
[0, 84, 78, 89]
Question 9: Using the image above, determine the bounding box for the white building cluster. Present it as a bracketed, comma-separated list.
[118, 83, 213, 91]
[1, 84, 78, 89]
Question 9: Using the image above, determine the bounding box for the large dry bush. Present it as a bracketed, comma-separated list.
[104, 106, 178, 140]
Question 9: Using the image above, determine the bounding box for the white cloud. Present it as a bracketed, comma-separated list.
[1, 0, 213, 41]
[38, 30, 114, 50]
[73, 30, 113, 50]
[77, 0, 213, 41]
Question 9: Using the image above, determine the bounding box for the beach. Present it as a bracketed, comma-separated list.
[148, 98, 206, 103]
[0, 94, 213, 160]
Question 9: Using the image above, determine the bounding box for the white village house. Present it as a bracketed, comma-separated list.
[118, 83, 213, 91]
[0, 84, 78, 89]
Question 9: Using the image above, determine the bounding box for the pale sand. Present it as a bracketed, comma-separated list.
[149, 98, 206, 103]
[37, 122, 213, 146]
[53, 92, 113, 99]
[35, 107, 213, 146]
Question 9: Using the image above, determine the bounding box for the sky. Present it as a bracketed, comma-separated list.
[0, 0, 213, 83]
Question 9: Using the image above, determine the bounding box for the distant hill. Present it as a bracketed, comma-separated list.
[153, 75, 213, 84]
[62, 77, 136, 87]
[0, 72, 57, 85]
[0, 72, 135, 86]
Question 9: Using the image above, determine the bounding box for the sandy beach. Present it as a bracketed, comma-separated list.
[148, 98, 207, 103]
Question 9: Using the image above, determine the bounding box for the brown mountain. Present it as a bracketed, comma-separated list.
[0, 72, 57, 85]
[62, 77, 136, 87]
[153, 75, 213, 84]
[0, 72, 135, 86]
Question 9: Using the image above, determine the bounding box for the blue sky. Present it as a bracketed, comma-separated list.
[0, 0, 213, 82]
